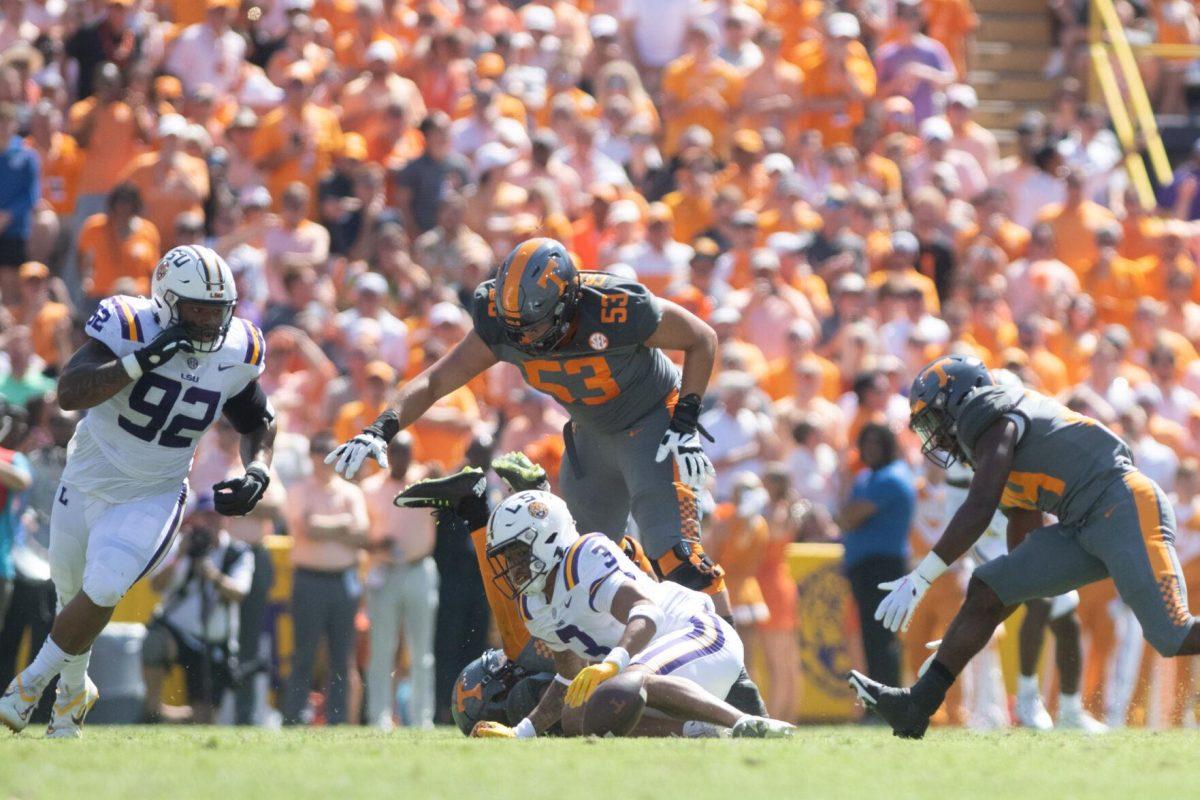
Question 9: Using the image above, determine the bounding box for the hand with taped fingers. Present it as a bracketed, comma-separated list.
[470, 720, 517, 738]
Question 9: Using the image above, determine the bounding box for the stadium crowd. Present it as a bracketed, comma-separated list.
[0, 0, 1199, 732]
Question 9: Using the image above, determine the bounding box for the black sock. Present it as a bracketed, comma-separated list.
[910, 660, 956, 716]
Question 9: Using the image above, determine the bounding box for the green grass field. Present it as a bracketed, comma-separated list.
[1, 726, 1196, 800]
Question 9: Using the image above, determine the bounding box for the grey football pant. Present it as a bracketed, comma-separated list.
[975, 470, 1194, 656]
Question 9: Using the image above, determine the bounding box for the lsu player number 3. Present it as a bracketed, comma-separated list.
[0, 245, 276, 738]
[328, 238, 728, 602]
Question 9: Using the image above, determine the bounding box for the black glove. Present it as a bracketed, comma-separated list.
[135, 325, 194, 374]
[213, 463, 270, 516]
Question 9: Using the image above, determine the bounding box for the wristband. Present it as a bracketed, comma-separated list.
[603, 646, 630, 671]
[246, 461, 270, 482]
[513, 717, 536, 739]
[670, 393, 703, 435]
[915, 552, 949, 584]
[553, 674, 572, 687]
[120, 352, 144, 380]
[364, 409, 400, 443]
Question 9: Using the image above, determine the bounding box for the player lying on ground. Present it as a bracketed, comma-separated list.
[469, 490, 791, 739]
[396, 453, 769, 721]
[0, 246, 275, 737]
[849, 355, 1199, 739]
[329, 237, 763, 712]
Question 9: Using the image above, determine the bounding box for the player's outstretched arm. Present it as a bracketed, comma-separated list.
[646, 301, 719, 488]
[328, 331, 498, 478]
[875, 416, 1019, 633]
[473, 649, 582, 739]
[565, 582, 660, 708]
[57, 339, 134, 411]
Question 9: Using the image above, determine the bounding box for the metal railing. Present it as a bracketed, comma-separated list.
[1088, 0, 1198, 206]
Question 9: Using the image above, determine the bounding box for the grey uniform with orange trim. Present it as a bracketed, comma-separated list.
[471, 273, 710, 568]
[962, 387, 1193, 655]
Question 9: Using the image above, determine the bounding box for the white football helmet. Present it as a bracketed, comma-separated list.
[486, 490, 579, 598]
[150, 244, 238, 352]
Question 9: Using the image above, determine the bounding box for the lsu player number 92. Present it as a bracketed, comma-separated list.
[0, 245, 276, 739]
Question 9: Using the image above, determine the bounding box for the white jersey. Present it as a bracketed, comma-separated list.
[519, 533, 714, 662]
[61, 295, 267, 503]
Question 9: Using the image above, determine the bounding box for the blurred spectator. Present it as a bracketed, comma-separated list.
[165, 0, 246, 97]
[283, 433, 369, 726]
[0, 326, 54, 408]
[876, 0, 957, 122]
[65, 0, 140, 99]
[837, 422, 915, 688]
[0, 101, 38, 298]
[700, 371, 771, 500]
[76, 182, 159, 305]
[120, 114, 210, 246]
[143, 495, 253, 724]
[335, 272, 409, 371]
[0, 403, 31, 625]
[396, 112, 470, 234]
[14, 262, 71, 374]
[361, 434, 439, 731]
[798, 14, 877, 148]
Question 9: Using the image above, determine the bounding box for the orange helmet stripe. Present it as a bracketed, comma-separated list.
[501, 239, 543, 319]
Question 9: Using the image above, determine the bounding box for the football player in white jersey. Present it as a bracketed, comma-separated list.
[468, 491, 792, 739]
[0, 245, 276, 737]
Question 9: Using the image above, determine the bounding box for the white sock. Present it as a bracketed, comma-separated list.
[19, 637, 77, 694]
[58, 648, 92, 694]
[1017, 674, 1039, 698]
[1060, 692, 1082, 715]
[682, 720, 722, 738]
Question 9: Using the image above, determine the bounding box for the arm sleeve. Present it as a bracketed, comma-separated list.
[221, 379, 275, 434]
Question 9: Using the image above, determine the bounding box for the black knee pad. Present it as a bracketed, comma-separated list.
[652, 541, 726, 593]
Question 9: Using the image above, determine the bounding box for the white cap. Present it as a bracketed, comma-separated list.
[589, 13, 619, 39]
[365, 40, 398, 65]
[285, 0, 313, 11]
[475, 141, 517, 174]
[158, 113, 188, 138]
[606, 199, 641, 226]
[763, 152, 794, 175]
[920, 116, 953, 142]
[521, 4, 556, 32]
[429, 301, 466, 327]
[834, 272, 867, 293]
[890, 230, 920, 255]
[945, 84, 978, 110]
[239, 185, 271, 208]
[605, 263, 638, 282]
[827, 12, 861, 39]
[356, 272, 389, 295]
[710, 307, 742, 326]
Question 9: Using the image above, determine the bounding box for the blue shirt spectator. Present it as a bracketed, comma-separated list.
[841, 444, 916, 569]
[0, 104, 41, 246]
[0, 448, 33, 582]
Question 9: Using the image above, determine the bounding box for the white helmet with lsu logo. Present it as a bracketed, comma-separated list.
[151, 244, 238, 352]
[486, 490, 580, 598]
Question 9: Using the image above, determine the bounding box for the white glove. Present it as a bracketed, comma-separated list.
[655, 429, 715, 489]
[874, 553, 948, 633]
[325, 433, 388, 479]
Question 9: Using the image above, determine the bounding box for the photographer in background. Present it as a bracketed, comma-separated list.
[141, 494, 254, 724]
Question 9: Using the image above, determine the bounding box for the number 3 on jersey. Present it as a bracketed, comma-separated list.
[522, 356, 619, 406]
[118, 373, 220, 448]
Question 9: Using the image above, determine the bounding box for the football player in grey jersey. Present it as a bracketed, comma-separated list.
[849, 355, 1198, 739]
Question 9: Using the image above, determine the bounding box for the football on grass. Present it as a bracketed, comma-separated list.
[582, 670, 647, 737]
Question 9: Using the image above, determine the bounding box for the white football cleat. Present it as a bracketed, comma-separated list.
[1015, 689, 1053, 731]
[0, 675, 41, 733]
[731, 715, 795, 739]
[46, 677, 100, 739]
[1056, 706, 1108, 734]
